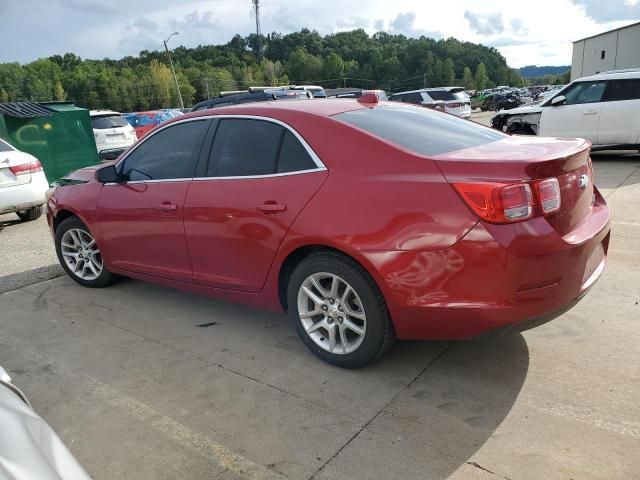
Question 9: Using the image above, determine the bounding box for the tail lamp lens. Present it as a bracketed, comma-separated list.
[536, 178, 561, 214]
[9, 159, 43, 175]
[452, 182, 533, 223]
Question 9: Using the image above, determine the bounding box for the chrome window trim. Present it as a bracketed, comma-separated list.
[110, 114, 327, 185]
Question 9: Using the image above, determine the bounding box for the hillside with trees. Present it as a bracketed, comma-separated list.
[0, 29, 523, 110]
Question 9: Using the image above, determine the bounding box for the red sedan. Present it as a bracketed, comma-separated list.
[46, 96, 610, 368]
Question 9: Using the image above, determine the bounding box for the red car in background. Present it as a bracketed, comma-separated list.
[123, 110, 183, 139]
[46, 96, 610, 368]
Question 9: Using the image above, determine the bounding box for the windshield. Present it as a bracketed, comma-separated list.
[335, 103, 504, 156]
[91, 115, 129, 129]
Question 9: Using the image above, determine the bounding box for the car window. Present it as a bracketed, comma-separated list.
[335, 103, 504, 156]
[276, 131, 317, 173]
[91, 115, 129, 129]
[0, 138, 14, 152]
[426, 90, 467, 101]
[121, 120, 208, 181]
[609, 79, 640, 101]
[561, 81, 608, 105]
[208, 119, 284, 177]
[406, 93, 422, 104]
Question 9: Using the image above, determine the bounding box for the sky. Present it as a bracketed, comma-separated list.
[0, 0, 639, 67]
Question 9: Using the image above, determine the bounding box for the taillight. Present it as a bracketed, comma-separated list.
[452, 182, 533, 223]
[9, 159, 43, 175]
[535, 178, 561, 214]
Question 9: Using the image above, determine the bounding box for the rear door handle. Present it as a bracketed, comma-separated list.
[258, 202, 286, 214]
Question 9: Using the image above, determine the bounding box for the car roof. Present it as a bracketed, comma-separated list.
[576, 69, 640, 81]
[181, 98, 368, 122]
[90, 109, 121, 116]
[391, 87, 463, 95]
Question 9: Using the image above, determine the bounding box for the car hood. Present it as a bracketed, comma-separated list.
[496, 104, 544, 115]
[0, 375, 91, 480]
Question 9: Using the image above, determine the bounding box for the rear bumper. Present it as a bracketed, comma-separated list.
[363, 191, 611, 340]
[0, 173, 48, 214]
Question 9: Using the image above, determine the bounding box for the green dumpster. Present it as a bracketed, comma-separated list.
[0, 101, 99, 183]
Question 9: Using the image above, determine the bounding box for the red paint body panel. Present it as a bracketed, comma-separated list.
[47, 100, 611, 341]
[184, 172, 327, 291]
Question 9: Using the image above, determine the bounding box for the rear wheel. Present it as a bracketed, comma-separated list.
[287, 252, 395, 368]
[16, 206, 42, 222]
[55, 217, 116, 288]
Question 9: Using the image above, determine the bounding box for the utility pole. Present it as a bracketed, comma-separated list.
[205, 78, 210, 99]
[164, 32, 184, 111]
[252, 0, 262, 59]
[424, 72, 426, 88]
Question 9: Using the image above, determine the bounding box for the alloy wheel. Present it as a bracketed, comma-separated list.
[297, 272, 367, 355]
[60, 228, 103, 281]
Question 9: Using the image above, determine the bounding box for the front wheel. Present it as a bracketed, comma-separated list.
[287, 252, 395, 368]
[55, 217, 116, 288]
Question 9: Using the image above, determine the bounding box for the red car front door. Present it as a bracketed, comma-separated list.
[184, 117, 327, 292]
[97, 118, 211, 282]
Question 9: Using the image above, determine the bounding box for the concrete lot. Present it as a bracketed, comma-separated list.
[0, 132, 639, 479]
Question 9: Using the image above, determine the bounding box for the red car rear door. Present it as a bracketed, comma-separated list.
[184, 117, 327, 292]
[97, 118, 211, 282]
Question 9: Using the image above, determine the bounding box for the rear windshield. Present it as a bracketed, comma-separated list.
[0, 138, 14, 152]
[426, 90, 468, 101]
[335, 104, 503, 156]
[91, 115, 129, 129]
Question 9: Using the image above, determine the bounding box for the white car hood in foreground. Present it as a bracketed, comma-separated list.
[497, 104, 544, 115]
[0, 380, 90, 480]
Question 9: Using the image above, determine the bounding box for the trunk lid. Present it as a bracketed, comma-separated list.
[432, 136, 594, 236]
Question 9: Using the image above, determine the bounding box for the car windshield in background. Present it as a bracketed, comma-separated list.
[427, 90, 468, 101]
[91, 115, 129, 129]
[335, 104, 504, 156]
[0, 139, 14, 152]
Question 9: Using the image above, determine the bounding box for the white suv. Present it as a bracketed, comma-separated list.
[491, 69, 640, 151]
[0, 138, 49, 221]
[90, 110, 137, 160]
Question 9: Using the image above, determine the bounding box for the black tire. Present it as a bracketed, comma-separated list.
[287, 252, 395, 368]
[16, 205, 43, 222]
[55, 216, 117, 288]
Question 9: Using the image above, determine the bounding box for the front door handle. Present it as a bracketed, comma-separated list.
[258, 202, 286, 214]
[583, 109, 599, 115]
[158, 202, 177, 212]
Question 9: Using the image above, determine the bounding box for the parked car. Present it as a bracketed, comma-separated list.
[191, 89, 312, 111]
[47, 97, 610, 368]
[491, 70, 640, 149]
[0, 138, 48, 221]
[90, 110, 137, 160]
[0, 366, 91, 479]
[390, 87, 471, 118]
[123, 110, 181, 139]
[291, 85, 327, 98]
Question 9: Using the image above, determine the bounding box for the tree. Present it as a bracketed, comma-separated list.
[0, 88, 8, 102]
[443, 58, 455, 86]
[462, 66, 475, 90]
[475, 63, 489, 90]
[54, 80, 67, 101]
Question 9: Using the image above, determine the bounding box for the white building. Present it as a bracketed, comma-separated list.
[571, 21, 640, 80]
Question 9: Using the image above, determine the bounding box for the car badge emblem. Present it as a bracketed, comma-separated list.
[578, 174, 589, 190]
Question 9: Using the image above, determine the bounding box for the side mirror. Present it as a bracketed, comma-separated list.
[96, 164, 120, 183]
[550, 95, 566, 106]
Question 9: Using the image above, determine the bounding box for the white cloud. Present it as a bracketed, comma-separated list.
[0, 0, 637, 67]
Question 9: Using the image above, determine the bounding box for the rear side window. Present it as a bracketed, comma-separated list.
[121, 120, 208, 181]
[276, 131, 317, 173]
[0, 139, 14, 152]
[208, 119, 283, 177]
[426, 90, 467, 101]
[91, 115, 129, 129]
[609, 79, 640, 101]
[335, 104, 504, 156]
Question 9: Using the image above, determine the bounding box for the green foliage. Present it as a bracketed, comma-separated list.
[475, 63, 489, 90]
[0, 29, 521, 109]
